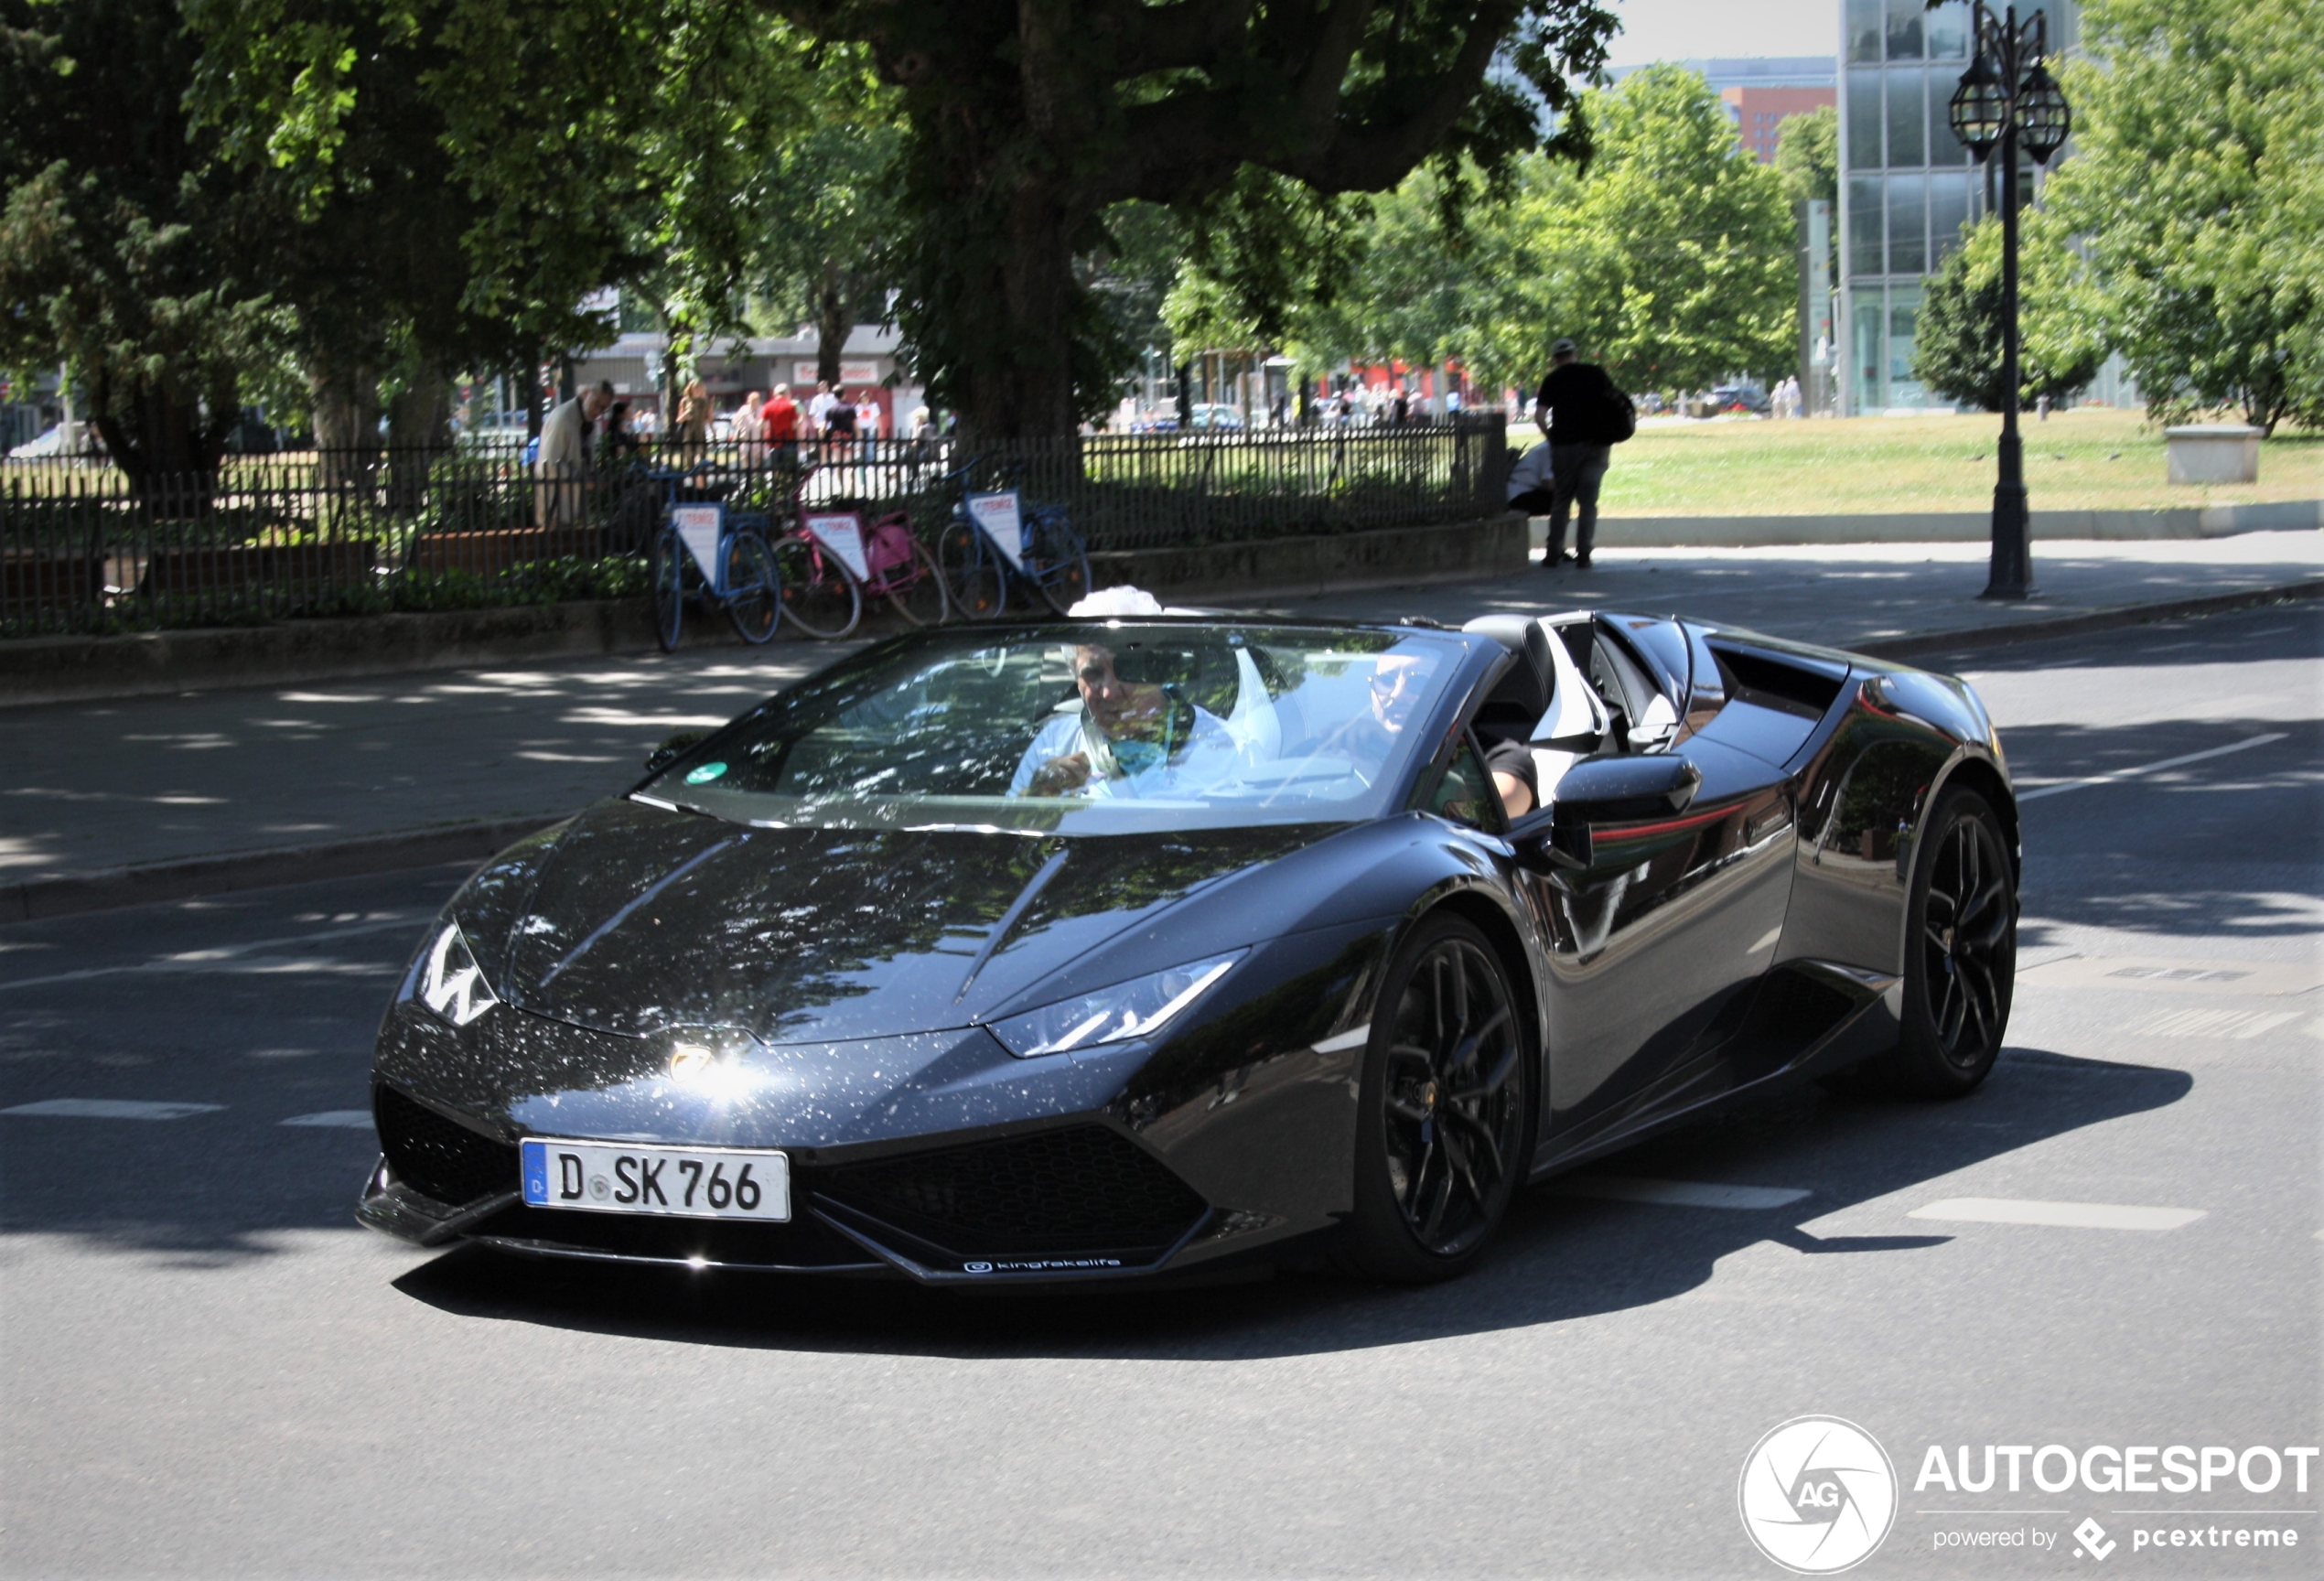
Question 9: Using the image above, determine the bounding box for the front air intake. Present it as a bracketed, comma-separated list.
[817, 1124, 1208, 1256]
[374, 1084, 519, 1206]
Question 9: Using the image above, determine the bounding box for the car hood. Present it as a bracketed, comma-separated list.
[487, 799, 1322, 1046]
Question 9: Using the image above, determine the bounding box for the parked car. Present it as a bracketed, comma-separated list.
[1187, 403, 1246, 430]
[1709, 382, 1771, 415]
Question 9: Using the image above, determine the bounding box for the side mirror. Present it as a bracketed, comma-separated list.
[643, 728, 713, 776]
[1510, 756, 1702, 873]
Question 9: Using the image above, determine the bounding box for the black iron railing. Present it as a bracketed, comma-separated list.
[0, 418, 1509, 637]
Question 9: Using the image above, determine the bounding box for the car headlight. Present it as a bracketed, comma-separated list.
[413, 920, 500, 1027]
[988, 951, 1244, 1059]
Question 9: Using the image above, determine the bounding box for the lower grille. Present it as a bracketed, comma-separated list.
[817, 1124, 1208, 1256]
[375, 1084, 519, 1206]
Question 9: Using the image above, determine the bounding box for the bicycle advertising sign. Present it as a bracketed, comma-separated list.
[671, 504, 726, 592]
[804, 512, 872, 581]
[965, 490, 1028, 571]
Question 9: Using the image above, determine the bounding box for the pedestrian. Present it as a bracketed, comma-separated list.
[673, 377, 711, 464]
[760, 382, 800, 468]
[535, 380, 613, 529]
[1530, 337, 1629, 570]
[823, 388, 856, 457]
[731, 390, 765, 466]
[855, 390, 883, 461]
[807, 379, 839, 442]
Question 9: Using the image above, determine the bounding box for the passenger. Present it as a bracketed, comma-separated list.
[1009, 642, 1237, 798]
[1332, 650, 1538, 818]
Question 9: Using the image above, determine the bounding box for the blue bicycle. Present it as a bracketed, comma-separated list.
[643, 463, 781, 651]
[930, 457, 1092, 620]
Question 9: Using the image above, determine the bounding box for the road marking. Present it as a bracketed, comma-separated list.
[2018, 954, 2323, 996]
[279, 1110, 374, 1129]
[1909, 1197, 2204, 1231]
[2136, 1007, 2300, 1040]
[2017, 732, 2286, 801]
[1552, 1176, 1812, 1210]
[0, 916, 425, 994]
[2, 1099, 225, 1121]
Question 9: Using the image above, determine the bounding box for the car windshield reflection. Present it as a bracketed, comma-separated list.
[640, 622, 1467, 833]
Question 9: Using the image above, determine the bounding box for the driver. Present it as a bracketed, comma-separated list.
[1008, 640, 1237, 798]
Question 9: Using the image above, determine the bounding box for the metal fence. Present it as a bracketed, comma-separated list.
[1, 417, 1509, 637]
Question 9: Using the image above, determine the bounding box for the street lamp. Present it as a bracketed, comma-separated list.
[1948, 4, 2071, 600]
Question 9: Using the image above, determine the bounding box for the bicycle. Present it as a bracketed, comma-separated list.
[643, 463, 780, 652]
[930, 457, 1092, 620]
[767, 457, 864, 640]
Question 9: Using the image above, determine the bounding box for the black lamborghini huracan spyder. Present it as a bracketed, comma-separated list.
[361, 610, 2017, 1285]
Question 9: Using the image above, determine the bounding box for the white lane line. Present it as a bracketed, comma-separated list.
[0, 916, 425, 994]
[2, 1099, 225, 1121]
[2017, 733, 2286, 802]
[279, 1110, 374, 1129]
[1553, 1176, 1812, 1210]
[1909, 1197, 2204, 1231]
[2136, 1007, 2300, 1040]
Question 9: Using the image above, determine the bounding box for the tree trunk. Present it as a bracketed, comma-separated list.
[815, 266, 850, 390]
[307, 356, 382, 521]
[955, 188, 1085, 443]
[385, 367, 453, 515]
[89, 368, 232, 514]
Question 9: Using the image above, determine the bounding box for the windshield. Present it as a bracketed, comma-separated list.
[640, 622, 1466, 834]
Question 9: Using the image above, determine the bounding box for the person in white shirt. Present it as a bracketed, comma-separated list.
[1009, 640, 1237, 799]
[534, 382, 612, 528]
[806, 380, 839, 436]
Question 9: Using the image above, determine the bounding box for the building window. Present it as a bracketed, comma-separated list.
[1926, 1, 1970, 59]
[1849, 177, 1888, 276]
[1854, 298, 1886, 409]
[1847, 0, 1885, 63]
[1885, 0, 1925, 60]
[1888, 174, 1928, 274]
[1888, 284, 1926, 404]
[1846, 69, 1885, 169]
[1886, 69, 1926, 167]
[1930, 173, 1974, 264]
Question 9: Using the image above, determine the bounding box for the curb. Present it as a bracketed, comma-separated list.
[1851, 577, 2323, 661]
[5, 575, 2314, 923]
[2, 816, 563, 924]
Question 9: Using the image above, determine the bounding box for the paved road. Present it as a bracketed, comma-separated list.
[1, 605, 2316, 1578]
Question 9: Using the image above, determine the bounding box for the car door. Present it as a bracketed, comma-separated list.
[1515, 617, 1798, 1145]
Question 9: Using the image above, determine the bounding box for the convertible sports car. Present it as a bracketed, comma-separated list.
[360, 608, 2018, 1285]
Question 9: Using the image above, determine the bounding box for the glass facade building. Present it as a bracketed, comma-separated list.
[1836, 0, 2074, 414]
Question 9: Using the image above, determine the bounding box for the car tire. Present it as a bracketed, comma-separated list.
[1340, 913, 1535, 1284]
[1863, 786, 2017, 1097]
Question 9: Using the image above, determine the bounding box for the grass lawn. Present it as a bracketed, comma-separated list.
[1591, 408, 2324, 517]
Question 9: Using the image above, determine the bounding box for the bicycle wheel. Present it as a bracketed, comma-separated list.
[936, 517, 1006, 622]
[885, 536, 952, 627]
[1027, 511, 1093, 616]
[723, 530, 780, 644]
[771, 532, 862, 639]
[651, 527, 685, 652]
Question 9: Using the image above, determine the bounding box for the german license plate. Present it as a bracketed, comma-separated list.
[520, 1138, 790, 1221]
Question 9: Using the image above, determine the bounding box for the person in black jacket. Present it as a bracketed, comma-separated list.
[1530, 338, 1618, 569]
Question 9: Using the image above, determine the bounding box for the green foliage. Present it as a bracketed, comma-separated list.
[751, 68, 906, 386]
[2041, 0, 2324, 432]
[1775, 105, 1837, 209]
[780, 0, 1620, 436]
[0, 0, 291, 482]
[1267, 66, 1797, 397]
[1912, 213, 2105, 410]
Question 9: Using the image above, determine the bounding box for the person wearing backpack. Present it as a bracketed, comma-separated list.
[1530, 338, 1633, 569]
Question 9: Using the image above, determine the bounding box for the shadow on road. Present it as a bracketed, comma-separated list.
[390, 1046, 2190, 1361]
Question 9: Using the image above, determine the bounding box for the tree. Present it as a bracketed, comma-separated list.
[2040, 0, 2323, 432]
[1911, 213, 2104, 411]
[775, 0, 1621, 438]
[0, 0, 287, 490]
[1774, 104, 1836, 208]
[1485, 65, 1796, 394]
[751, 71, 906, 390]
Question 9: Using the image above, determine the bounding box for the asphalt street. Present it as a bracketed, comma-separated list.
[0, 603, 2317, 1578]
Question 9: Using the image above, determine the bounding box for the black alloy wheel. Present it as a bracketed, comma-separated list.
[1343, 914, 1535, 1282]
[1883, 787, 2016, 1095]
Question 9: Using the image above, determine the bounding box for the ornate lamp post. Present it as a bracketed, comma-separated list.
[1949, 4, 2071, 600]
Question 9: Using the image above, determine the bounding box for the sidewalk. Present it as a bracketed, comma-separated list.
[3, 531, 2317, 918]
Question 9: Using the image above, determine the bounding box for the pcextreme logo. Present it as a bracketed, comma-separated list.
[1739, 1416, 1899, 1574]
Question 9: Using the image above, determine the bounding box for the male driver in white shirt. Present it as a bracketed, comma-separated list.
[1010, 640, 1236, 799]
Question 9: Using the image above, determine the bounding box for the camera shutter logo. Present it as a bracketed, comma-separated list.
[1738, 1416, 1898, 1574]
